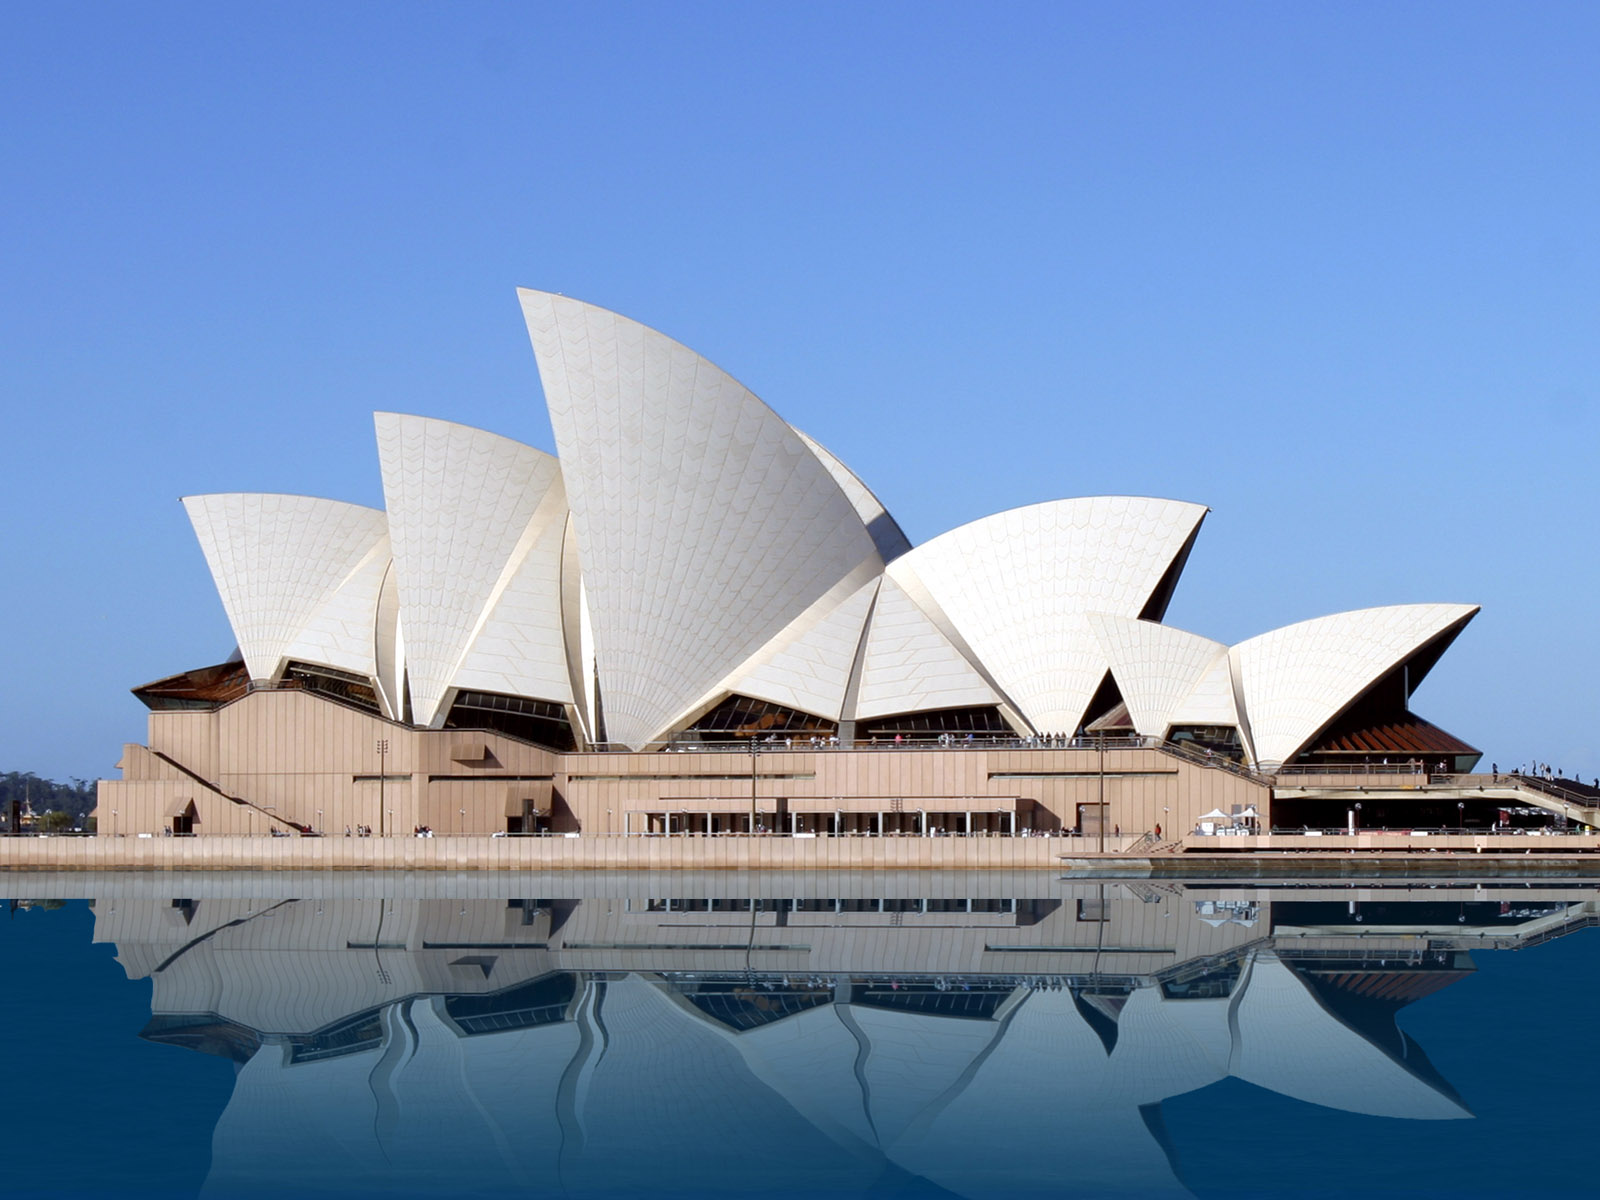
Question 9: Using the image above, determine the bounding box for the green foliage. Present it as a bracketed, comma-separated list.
[36, 810, 75, 832]
[0, 772, 98, 827]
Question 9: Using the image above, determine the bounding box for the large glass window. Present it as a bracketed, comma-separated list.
[445, 690, 576, 751]
[675, 695, 837, 744]
[856, 706, 1010, 743]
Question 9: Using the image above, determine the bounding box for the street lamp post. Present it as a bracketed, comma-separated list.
[1458, 801, 1465, 836]
[1098, 735, 1107, 854]
[749, 735, 758, 836]
[376, 739, 390, 836]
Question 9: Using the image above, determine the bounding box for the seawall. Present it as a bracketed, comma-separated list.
[7, 833, 1600, 873]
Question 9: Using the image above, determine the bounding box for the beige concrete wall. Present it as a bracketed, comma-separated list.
[103, 692, 561, 838]
[100, 690, 1262, 845]
[13, 830, 1600, 871]
[3, 833, 1078, 870]
[94, 779, 276, 838]
[148, 710, 221, 781]
[116, 743, 188, 782]
[557, 744, 1262, 843]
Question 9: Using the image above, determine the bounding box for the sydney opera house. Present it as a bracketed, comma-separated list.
[97, 290, 1489, 843]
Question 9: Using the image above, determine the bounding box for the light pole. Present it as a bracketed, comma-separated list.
[459, 807, 466, 836]
[1458, 801, 1465, 836]
[1098, 734, 1106, 855]
[376, 739, 390, 836]
[1354, 802, 1362, 833]
[749, 735, 758, 837]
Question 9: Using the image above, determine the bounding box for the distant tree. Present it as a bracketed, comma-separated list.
[36, 810, 75, 832]
[0, 773, 99, 828]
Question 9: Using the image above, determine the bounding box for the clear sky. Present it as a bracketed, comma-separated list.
[2, 3, 1596, 783]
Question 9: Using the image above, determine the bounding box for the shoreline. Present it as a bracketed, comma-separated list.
[7, 834, 1600, 874]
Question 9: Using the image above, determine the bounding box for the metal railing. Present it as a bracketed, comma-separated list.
[1275, 762, 1430, 777]
[1150, 738, 1271, 784]
[1259, 825, 1593, 837]
[592, 734, 1163, 755]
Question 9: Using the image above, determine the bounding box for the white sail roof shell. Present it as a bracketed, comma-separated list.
[375, 413, 571, 727]
[1171, 652, 1245, 731]
[1088, 614, 1232, 738]
[278, 536, 392, 682]
[1231, 603, 1479, 769]
[520, 289, 882, 749]
[853, 576, 1001, 720]
[717, 572, 881, 721]
[885, 497, 1207, 733]
[182, 493, 389, 684]
[793, 429, 911, 564]
[448, 482, 575, 708]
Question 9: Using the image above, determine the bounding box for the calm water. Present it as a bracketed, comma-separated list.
[4, 872, 1598, 1199]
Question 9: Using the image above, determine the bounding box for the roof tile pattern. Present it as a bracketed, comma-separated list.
[1087, 615, 1230, 738]
[854, 577, 1000, 720]
[279, 537, 392, 681]
[1171, 653, 1244, 732]
[793, 430, 912, 564]
[375, 413, 567, 726]
[1231, 603, 1479, 768]
[724, 575, 880, 721]
[183, 494, 389, 682]
[520, 290, 881, 749]
[173, 292, 1482, 764]
[450, 484, 575, 706]
[888, 498, 1208, 734]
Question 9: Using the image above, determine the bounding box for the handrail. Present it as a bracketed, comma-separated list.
[1511, 773, 1600, 810]
[1149, 738, 1272, 785]
[1275, 762, 1429, 777]
[606, 734, 1161, 755]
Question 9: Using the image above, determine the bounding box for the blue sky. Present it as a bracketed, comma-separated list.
[2, 3, 1596, 782]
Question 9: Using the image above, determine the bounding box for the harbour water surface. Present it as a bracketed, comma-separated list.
[4, 872, 1597, 1199]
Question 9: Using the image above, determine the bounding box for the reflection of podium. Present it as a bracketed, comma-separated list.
[86, 877, 1583, 1199]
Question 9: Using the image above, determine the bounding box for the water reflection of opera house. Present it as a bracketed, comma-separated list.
[90, 878, 1600, 1197]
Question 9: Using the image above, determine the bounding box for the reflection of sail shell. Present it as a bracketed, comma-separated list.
[90, 886, 1502, 1200]
[1231, 954, 1471, 1119]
